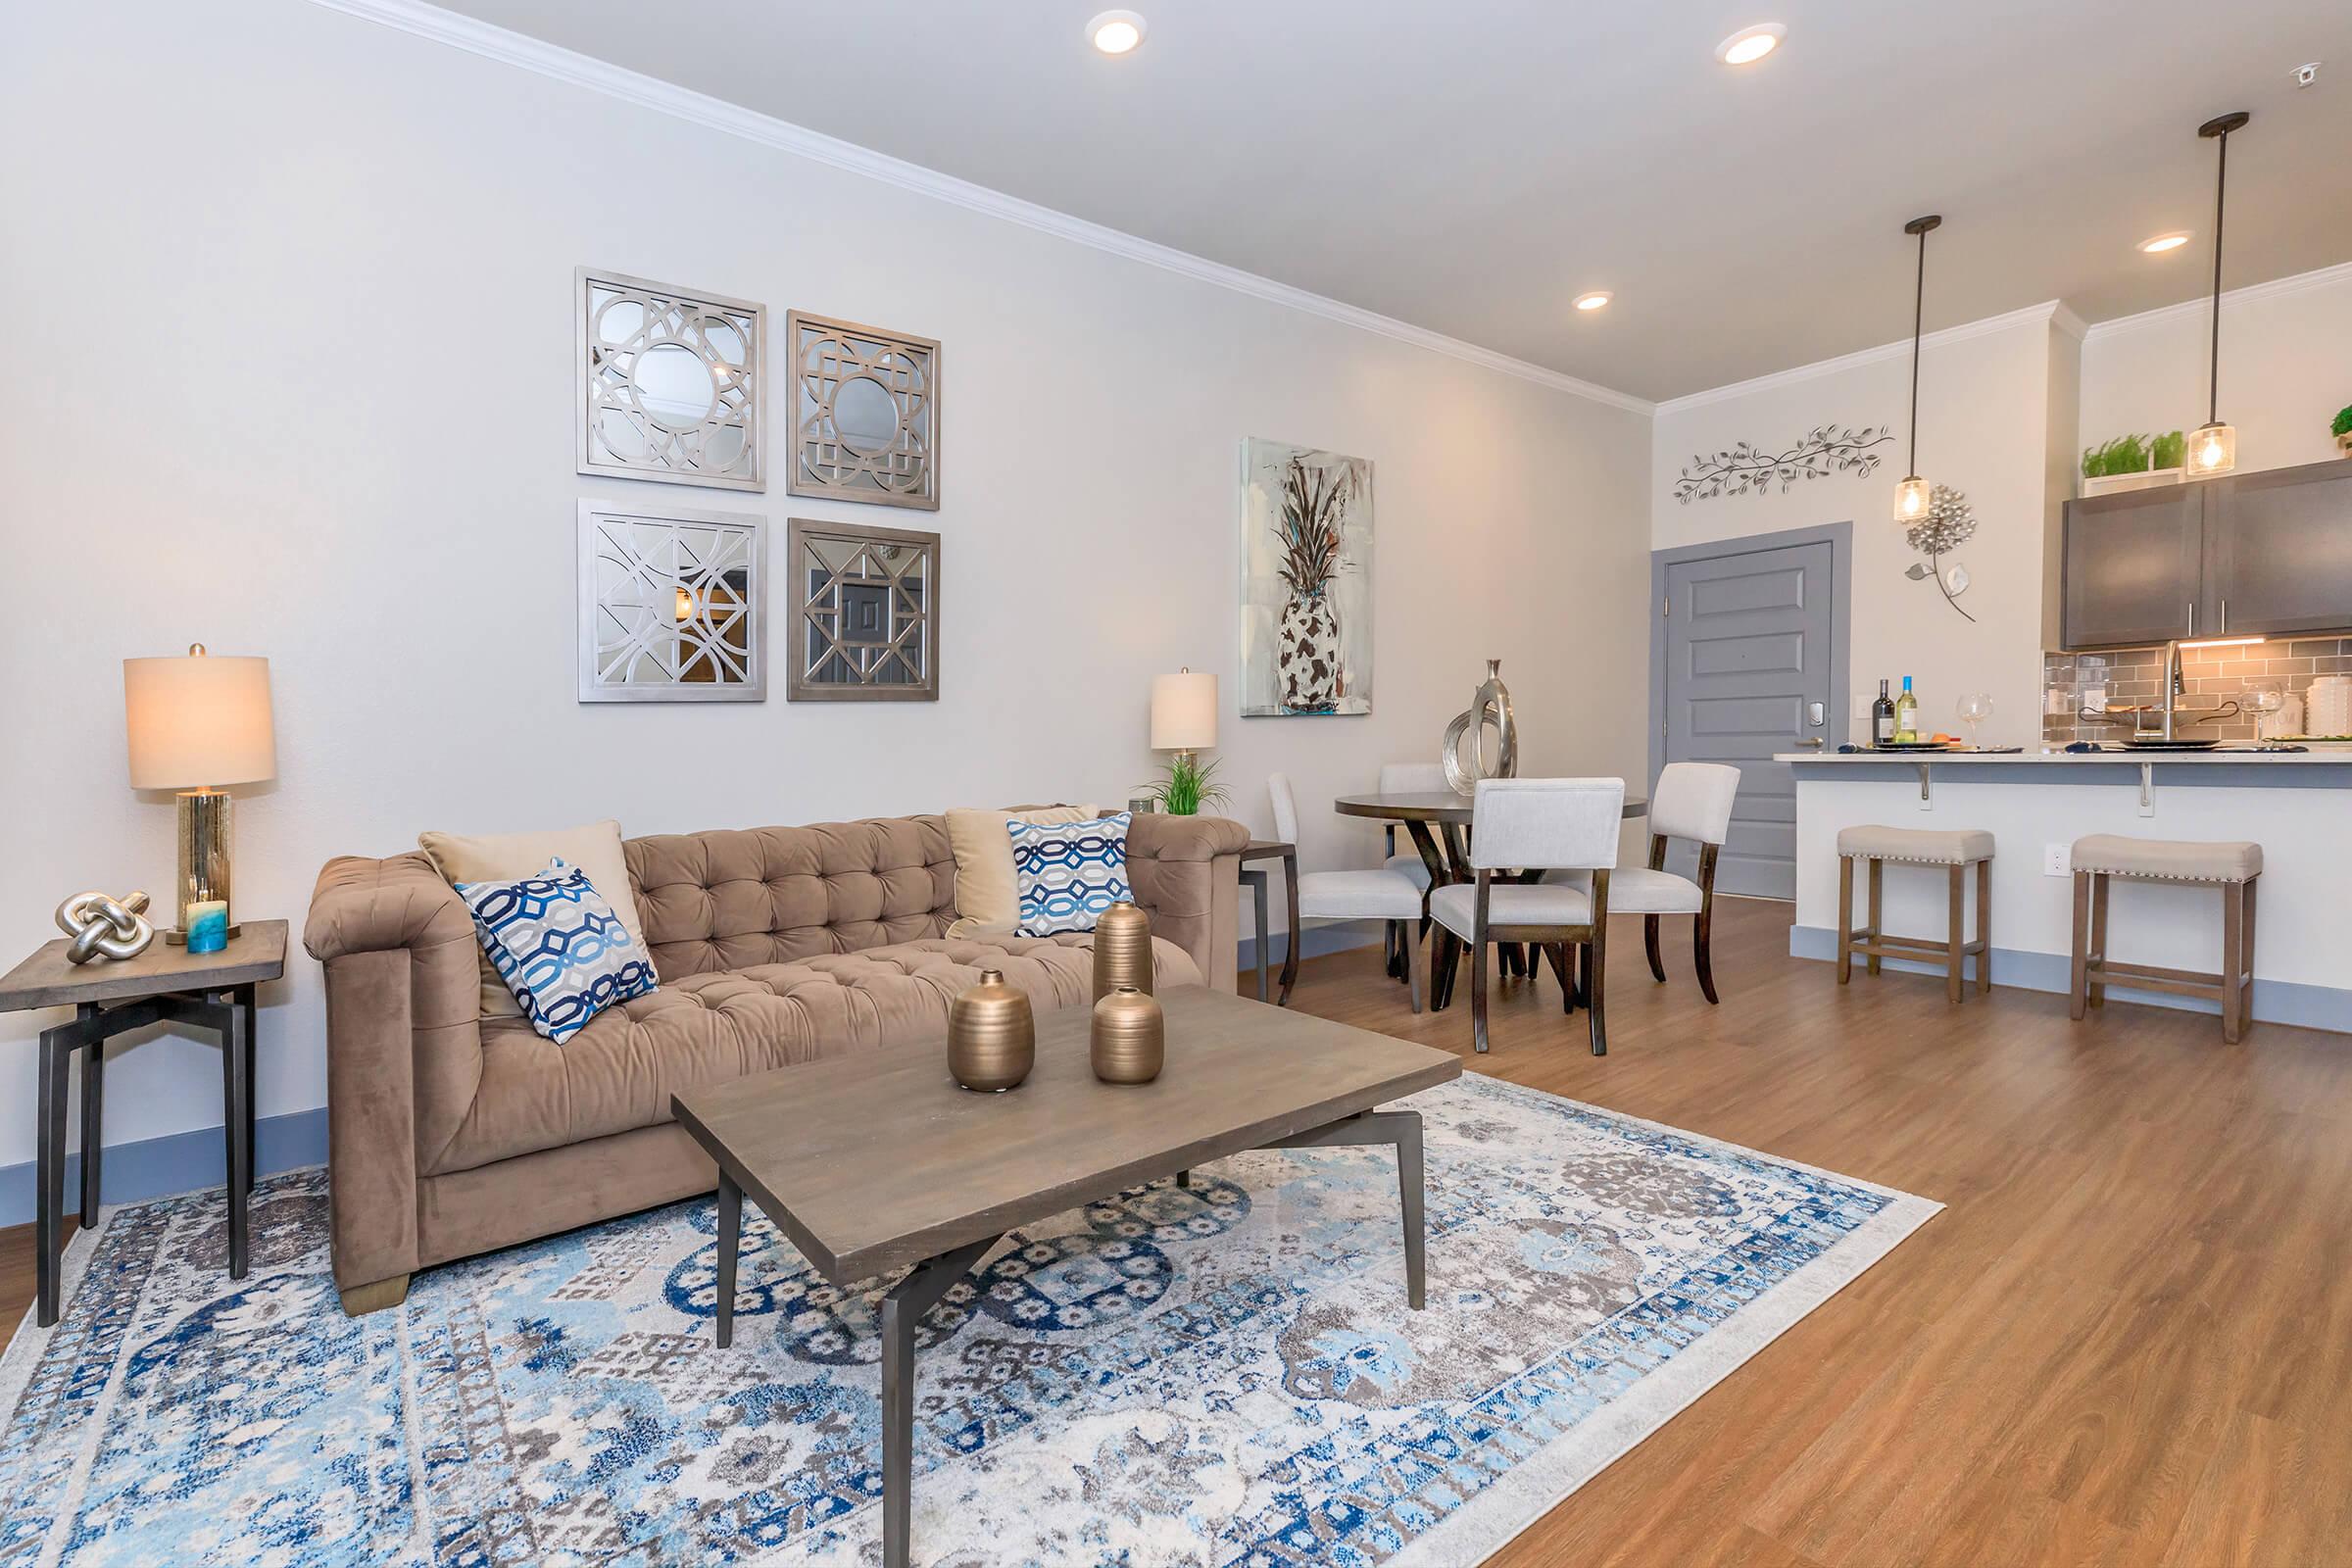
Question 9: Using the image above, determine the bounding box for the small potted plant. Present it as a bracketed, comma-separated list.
[2080, 431, 2185, 497]
[2333, 404, 2352, 458]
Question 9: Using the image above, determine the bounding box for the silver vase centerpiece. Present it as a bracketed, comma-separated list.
[1442, 659, 1519, 795]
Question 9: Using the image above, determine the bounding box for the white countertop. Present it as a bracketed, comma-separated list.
[1779, 748, 2352, 765]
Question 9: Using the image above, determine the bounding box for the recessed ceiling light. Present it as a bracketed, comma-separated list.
[1715, 24, 1786, 66]
[1574, 291, 1612, 312]
[1087, 10, 1147, 55]
[2138, 230, 2192, 254]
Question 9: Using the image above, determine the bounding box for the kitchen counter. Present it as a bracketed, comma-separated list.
[1783, 750, 2350, 1034]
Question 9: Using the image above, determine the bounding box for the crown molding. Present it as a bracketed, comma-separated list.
[302, 0, 1654, 416]
[1653, 302, 2070, 417]
[2080, 260, 2352, 344]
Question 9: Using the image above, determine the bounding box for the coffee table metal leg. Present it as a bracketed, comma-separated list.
[1262, 1109, 1429, 1309]
[880, 1234, 1000, 1568]
[714, 1172, 741, 1349]
[78, 1004, 104, 1226]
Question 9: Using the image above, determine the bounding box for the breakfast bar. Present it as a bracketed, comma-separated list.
[1782, 751, 2352, 1033]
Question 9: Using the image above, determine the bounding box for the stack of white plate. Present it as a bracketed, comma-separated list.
[2307, 674, 2352, 737]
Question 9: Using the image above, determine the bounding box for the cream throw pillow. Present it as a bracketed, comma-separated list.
[946, 806, 1098, 936]
[419, 819, 653, 1019]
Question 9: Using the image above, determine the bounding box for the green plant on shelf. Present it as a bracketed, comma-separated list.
[1137, 753, 1229, 816]
[2150, 429, 2185, 469]
[2332, 404, 2352, 438]
[2082, 434, 2151, 478]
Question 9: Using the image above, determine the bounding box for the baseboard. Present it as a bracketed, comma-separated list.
[0, 1108, 328, 1228]
[1788, 925, 2351, 1035]
[1236, 920, 1386, 978]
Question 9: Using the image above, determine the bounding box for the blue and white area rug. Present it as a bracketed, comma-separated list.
[0, 1074, 1936, 1567]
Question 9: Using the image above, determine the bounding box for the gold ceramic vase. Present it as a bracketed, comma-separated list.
[1090, 984, 1165, 1084]
[948, 967, 1035, 1093]
[1092, 900, 1154, 1002]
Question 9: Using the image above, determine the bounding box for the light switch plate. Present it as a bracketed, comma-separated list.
[2043, 843, 2072, 876]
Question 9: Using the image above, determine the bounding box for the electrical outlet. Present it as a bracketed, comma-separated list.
[2043, 843, 2072, 877]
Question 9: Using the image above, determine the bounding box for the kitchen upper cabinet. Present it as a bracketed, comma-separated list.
[2061, 483, 2203, 649]
[2208, 461, 2352, 638]
[2060, 458, 2352, 650]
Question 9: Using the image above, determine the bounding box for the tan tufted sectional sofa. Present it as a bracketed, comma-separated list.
[303, 810, 1248, 1314]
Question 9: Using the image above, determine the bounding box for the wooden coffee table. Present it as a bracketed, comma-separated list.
[670, 984, 1460, 1568]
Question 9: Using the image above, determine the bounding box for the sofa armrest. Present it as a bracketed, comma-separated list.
[1125, 813, 1249, 993]
[304, 852, 483, 1301]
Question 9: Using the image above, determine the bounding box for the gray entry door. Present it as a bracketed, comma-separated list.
[1660, 539, 1838, 899]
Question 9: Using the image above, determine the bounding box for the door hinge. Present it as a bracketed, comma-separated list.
[1661, 596, 1670, 618]
[1660, 717, 1668, 738]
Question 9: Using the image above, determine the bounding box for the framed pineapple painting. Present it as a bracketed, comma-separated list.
[1239, 439, 1373, 716]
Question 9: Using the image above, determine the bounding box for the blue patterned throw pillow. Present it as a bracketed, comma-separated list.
[454, 858, 657, 1043]
[1008, 813, 1134, 937]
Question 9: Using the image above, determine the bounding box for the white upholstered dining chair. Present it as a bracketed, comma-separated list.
[1429, 777, 1623, 1055]
[1268, 772, 1425, 1012]
[1546, 762, 1740, 1004]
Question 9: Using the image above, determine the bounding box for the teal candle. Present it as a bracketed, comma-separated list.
[185, 900, 229, 955]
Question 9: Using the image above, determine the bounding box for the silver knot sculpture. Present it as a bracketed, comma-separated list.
[1442, 659, 1519, 796]
[55, 890, 157, 964]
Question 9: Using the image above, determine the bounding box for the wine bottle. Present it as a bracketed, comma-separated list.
[1872, 679, 1895, 746]
[1893, 676, 1919, 743]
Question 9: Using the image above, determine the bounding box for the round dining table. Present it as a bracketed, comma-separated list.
[1332, 790, 1649, 1007]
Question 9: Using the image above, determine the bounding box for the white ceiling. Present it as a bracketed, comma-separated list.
[423, 0, 2352, 402]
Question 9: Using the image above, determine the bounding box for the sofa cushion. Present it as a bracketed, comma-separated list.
[425, 932, 1201, 1177]
[1010, 812, 1133, 936]
[944, 805, 1099, 932]
[453, 859, 658, 1043]
[420, 818, 652, 1019]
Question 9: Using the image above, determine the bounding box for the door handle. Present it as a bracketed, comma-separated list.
[1796, 737, 1825, 748]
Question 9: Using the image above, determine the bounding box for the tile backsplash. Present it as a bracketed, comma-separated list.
[2041, 639, 2352, 746]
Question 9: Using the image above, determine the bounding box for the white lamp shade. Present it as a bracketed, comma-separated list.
[123, 650, 277, 789]
[1150, 670, 1218, 751]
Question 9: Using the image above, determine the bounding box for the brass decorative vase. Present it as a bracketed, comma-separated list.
[1090, 984, 1165, 1084]
[948, 967, 1034, 1093]
[1092, 900, 1154, 1002]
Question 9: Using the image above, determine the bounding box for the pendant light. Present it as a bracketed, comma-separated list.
[2185, 111, 2250, 477]
[1892, 214, 1941, 524]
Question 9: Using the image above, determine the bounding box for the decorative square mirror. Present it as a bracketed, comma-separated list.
[786, 311, 939, 510]
[577, 503, 765, 702]
[785, 517, 939, 702]
[577, 268, 764, 491]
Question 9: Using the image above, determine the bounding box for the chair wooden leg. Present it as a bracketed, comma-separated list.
[1976, 858, 1992, 993]
[1837, 856, 1854, 985]
[1406, 923, 1424, 1015]
[1545, 943, 1575, 1013]
[2240, 873, 2259, 1024]
[2089, 873, 2110, 1007]
[1865, 858, 1884, 976]
[2069, 870, 2090, 1021]
[1585, 925, 1608, 1056]
[1643, 915, 1665, 983]
[1470, 938, 1491, 1054]
[1945, 863, 1965, 1004]
[1430, 931, 1459, 1011]
[2221, 880, 2245, 1045]
[1693, 906, 1718, 1005]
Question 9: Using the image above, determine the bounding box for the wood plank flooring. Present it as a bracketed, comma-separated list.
[3, 897, 2343, 1563]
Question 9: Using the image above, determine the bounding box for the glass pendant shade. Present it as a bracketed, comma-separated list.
[1893, 475, 1932, 523]
[2184, 421, 2236, 476]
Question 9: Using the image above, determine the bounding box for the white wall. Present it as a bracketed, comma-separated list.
[1651, 316, 2069, 750]
[2081, 265, 2352, 475]
[0, 1, 1651, 1171]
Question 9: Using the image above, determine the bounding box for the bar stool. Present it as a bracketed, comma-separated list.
[1836, 825, 1994, 1003]
[2068, 835, 2261, 1043]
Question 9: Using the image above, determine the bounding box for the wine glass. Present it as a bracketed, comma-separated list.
[2244, 680, 2283, 741]
[1955, 692, 1993, 749]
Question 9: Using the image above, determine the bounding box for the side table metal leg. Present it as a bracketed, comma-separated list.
[240, 986, 258, 1195]
[78, 1004, 104, 1226]
[714, 1171, 741, 1348]
[35, 1026, 70, 1328]
[223, 998, 251, 1280]
[1243, 868, 1270, 1003]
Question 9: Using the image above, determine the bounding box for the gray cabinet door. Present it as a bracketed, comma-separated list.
[1662, 540, 1836, 899]
[2208, 460, 2352, 638]
[2062, 485, 2203, 649]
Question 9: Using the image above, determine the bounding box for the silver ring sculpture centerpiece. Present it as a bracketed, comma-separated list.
[1442, 659, 1519, 795]
[54, 890, 157, 964]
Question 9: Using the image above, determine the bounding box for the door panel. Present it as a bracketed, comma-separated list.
[2061, 486, 2203, 648]
[2210, 462, 2352, 638]
[1662, 540, 1837, 900]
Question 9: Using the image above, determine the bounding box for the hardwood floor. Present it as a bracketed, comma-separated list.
[2, 898, 2342, 1563]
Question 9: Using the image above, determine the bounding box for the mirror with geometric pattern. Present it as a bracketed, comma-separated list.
[577, 503, 765, 702]
[786, 311, 939, 511]
[577, 268, 764, 491]
[784, 517, 939, 702]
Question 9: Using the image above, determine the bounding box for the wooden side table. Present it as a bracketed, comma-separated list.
[1238, 840, 1299, 1005]
[0, 920, 286, 1327]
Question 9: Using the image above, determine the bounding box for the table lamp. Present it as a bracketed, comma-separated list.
[123, 644, 276, 949]
[1149, 667, 1217, 766]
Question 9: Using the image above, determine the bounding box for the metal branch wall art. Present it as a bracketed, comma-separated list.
[1674, 425, 1893, 504]
[1900, 482, 1980, 623]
